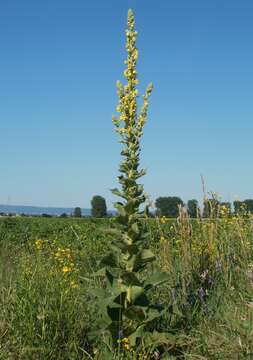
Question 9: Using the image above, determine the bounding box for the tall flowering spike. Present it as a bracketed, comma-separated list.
[112, 8, 153, 211]
[91, 10, 168, 351]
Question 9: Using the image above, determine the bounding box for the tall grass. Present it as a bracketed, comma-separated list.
[0, 215, 252, 359]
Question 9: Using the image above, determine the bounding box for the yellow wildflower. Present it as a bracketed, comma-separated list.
[160, 236, 165, 243]
[62, 266, 71, 274]
[160, 216, 166, 224]
[35, 239, 43, 250]
[117, 337, 130, 350]
[122, 337, 130, 350]
[70, 281, 78, 289]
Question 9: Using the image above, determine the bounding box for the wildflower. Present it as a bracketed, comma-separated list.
[62, 266, 71, 274]
[70, 281, 78, 289]
[117, 337, 130, 350]
[37, 313, 45, 321]
[160, 216, 166, 224]
[198, 287, 206, 301]
[35, 239, 43, 250]
[160, 236, 165, 243]
[200, 269, 209, 280]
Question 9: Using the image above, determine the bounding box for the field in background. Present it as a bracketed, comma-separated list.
[0, 216, 253, 359]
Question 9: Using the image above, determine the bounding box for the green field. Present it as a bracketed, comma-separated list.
[0, 216, 252, 359]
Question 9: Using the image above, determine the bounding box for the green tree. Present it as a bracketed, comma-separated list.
[73, 207, 82, 218]
[155, 196, 184, 217]
[234, 200, 245, 214]
[91, 195, 107, 217]
[244, 199, 253, 213]
[60, 212, 68, 218]
[187, 199, 199, 218]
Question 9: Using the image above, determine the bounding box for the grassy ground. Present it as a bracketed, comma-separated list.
[0, 216, 252, 359]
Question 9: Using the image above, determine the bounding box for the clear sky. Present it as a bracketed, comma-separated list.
[1, 0, 253, 209]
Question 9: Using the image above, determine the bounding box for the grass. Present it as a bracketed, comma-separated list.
[0, 215, 252, 359]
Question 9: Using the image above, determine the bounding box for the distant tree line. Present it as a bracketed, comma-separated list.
[155, 196, 253, 218]
[2, 196, 252, 219]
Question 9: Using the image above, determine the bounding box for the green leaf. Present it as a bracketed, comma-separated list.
[144, 271, 170, 290]
[93, 267, 106, 277]
[107, 306, 122, 322]
[128, 324, 146, 347]
[143, 331, 185, 349]
[131, 222, 140, 235]
[111, 188, 125, 198]
[121, 272, 141, 286]
[124, 305, 146, 321]
[130, 249, 155, 271]
[114, 202, 127, 217]
[90, 288, 107, 298]
[140, 249, 156, 263]
[100, 252, 118, 268]
[145, 307, 164, 323]
[105, 269, 114, 287]
[126, 285, 144, 303]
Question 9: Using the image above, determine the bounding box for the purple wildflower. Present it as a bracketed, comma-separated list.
[198, 287, 205, 301]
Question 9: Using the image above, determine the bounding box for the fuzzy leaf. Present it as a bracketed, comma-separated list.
[114, 202, 127, 217]
[144, 271, 169, 290]
[128, 325, 146, 346]
[121, 272, 141, 286]
[101, 252, 119, 268]
[111, 188, 124, 198]
[126, 285, 144, 303]
[124, 305, 146, 321]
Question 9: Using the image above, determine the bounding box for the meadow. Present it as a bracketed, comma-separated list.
[1, 8, 253, 360]
[0, 214, 252, 359]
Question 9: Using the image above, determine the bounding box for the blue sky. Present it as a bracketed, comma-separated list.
[1, 0, 253, 208]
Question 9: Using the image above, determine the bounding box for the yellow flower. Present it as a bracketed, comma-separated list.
[160, 236, 165, 243]
[122, 337, 130, 350]
[35, 239, 43, 250]
[70, 281, 78, 289]
[128, 170, 134, 178]
[160, 216, 166, 224]
[62, 266, 71, 274]
[117, 337, 130, 350]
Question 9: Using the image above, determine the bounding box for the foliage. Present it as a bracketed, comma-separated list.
[202, 198, 220, 218]
[219, 201, 232, 216]
[187, 199, 199, 218]
[155, 196, 184, 217]
[244, 199, 253, 214]
[91, 195, 107, 217]
[0, 213, 253, 359]
[73, 207, 82, 218]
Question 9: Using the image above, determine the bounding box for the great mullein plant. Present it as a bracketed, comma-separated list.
[90, 9, 169, 356]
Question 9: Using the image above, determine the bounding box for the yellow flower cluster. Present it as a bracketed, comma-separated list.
[160, 235, 166, 243]
[117, 337, 130, 350]
[54, 247, 72, 262]
[160, 216, 167, 224]
[70, 280, 79, 289]
[62, 265, 72, 274]
[53, 247, 78, 276]
[35, 239, 43, 250]
[112, 8, 153, 157]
